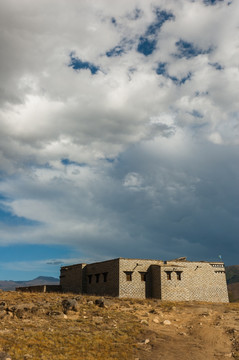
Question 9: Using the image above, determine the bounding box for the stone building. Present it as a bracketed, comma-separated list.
[60, 257, 229, 302]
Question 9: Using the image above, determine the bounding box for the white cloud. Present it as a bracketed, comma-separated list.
[0, 0, 238, 265]
[208, 132, 223, 145]
[123, 172, 144, 190]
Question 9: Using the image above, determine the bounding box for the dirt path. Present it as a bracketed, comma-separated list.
[134, 303, 239, 360]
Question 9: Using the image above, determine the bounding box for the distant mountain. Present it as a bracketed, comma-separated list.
[0, 276, 59, 291]
[226, 265, 239, 302]
[228, 283, 239, 302]
[226, 265, 239, 284]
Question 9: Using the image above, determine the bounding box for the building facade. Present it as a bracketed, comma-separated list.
[60, 257, 229, 302]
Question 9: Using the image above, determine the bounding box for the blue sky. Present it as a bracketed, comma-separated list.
[0, 0, 238, 280]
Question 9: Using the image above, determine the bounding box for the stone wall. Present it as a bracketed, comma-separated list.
[60, 263, 86, 293]
[16, 285, 62, 293]
[160, 261, 229, 303]
[119, 258, 163, 298]
[59, 258, 229, 302]
[84, 258, 119, 297]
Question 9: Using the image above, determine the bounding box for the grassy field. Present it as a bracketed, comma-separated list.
[0, 291, 239, 360]
[0, 291, 145, 360]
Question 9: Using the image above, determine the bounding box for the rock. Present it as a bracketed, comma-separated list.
[144, 339, 150, 344]
[0, 352, 11, 360]
[93, 316, 103, 324]
[15, 308, 24, 319]
[0, 311, 6, 319]
[62, 299, 78, 314]
[149, 309, 158, 314]
[30, 307, 38, 314]
[94, 298, 105, 307]
[7, 303, 35, 318]
[140, 319, 149, 325]
[200, 312, 210, 317]
[153, 317, 159, 324]
[94, 298, 113, 308]
[163, 320, 171, 325]
[46, 311, 63, 317]
[23, 355, 32, 360]
[103, 299, 114, 308]
[0, 302, 5, 311]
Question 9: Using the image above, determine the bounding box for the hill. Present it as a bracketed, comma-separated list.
[0, 276, 59, 291]
[226, 265, 239, 302]
[0, 291, 238, 360]
[226, 265, 239, 284]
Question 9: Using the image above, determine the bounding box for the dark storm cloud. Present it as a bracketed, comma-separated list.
[0, 0, 238, 273]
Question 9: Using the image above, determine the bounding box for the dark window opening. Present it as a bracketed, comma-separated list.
[124, 271, 133, 281]
[211, 264, 224, 268]
[165, 271, 172, 280]
[176, 271, 182, 280]
[88, 275, 92, 284]
[95, 274, 100, 283]
[103, 272, 108, 282]
[139, 272, 147, 281]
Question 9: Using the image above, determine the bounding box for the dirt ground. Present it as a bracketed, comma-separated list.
[0, 291, 238, 360]
[134, 302, 239, 360]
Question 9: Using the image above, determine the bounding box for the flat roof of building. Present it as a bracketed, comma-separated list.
[61, 257, 225, 269]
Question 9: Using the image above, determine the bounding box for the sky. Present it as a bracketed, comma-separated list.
[0, 0, 238, 280]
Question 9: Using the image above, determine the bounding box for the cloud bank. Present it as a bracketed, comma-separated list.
[0, 0, 238, 276]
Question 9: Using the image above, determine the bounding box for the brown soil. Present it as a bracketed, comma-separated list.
[135, 301, 239, 360]
[0, 291, 238, 360]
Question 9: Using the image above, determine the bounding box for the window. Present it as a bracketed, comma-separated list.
[165, 271, 172, 280]
[176, 271, 182, 280]
[211, 264, 224, 268]
[88, 275, 92, 284]
[95, 274, 100, 283]
[103, 272, 108, 282]
[139, 272, 147, 281]
[124, 271, 133, 281]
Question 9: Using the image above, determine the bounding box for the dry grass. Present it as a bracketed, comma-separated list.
[0, 292, 143, 360]
[0, 291, 239, 360]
